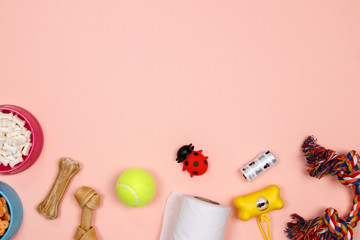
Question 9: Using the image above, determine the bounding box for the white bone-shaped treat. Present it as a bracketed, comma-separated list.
[0, 119, 13, 127]
[22, 143, 32, 156]
[0, 112, 13, 120]
[6, 138, 18, 146]
[12, 115, 26, 127]
[0, 156, 10, 166]
[6, 155, 15, 162]
[7, 130, 21, 138]
[3, 120, 16, 128]
[0, 150, 7, 157]
[3, 143, 17, 154]
[14, 136, 27, 145]
[1, 150, 14, 157]
[0, 127, 12, 133]
[17, 145, 24, 153]
[24, 130, 32, 138]
[9, 157, 23, 168]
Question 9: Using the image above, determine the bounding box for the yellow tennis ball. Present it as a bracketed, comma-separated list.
[116, 168, 156, 207]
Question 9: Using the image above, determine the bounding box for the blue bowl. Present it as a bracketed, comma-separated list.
[0, 182, 23, 240]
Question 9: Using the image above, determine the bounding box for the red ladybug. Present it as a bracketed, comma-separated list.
[176, 144, 208, 177]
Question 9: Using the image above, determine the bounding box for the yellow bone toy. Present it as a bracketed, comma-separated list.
[234, 185, 284, 221]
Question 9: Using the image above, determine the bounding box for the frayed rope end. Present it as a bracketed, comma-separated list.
[302, 136, 339, 178]
[285, 214, 307, 240]
[285, 214, 328, 240]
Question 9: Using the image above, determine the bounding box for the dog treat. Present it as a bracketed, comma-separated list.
[0, 197, 10, 222]
[37, 157, 81, 220]
[0, 197, 10, 236]
[0, 220, 9, 236]
[0, 205, 5, 218]
[74, 186, 101, 240]
[0, 111, 32, 168]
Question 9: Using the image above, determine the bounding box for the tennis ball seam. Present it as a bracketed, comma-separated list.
[117, 183, 139, 207]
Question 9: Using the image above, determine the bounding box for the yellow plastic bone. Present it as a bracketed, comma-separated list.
[234, 185, 284, 221]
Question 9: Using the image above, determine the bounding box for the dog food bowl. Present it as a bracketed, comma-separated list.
[0, 105, 44, 174]
[0, 181, 23, 240]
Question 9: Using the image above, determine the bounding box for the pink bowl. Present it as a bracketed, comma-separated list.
[0, 105, 44, 174]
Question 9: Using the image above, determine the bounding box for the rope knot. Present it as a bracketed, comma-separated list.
[324, 208, 353, 240]
[337, 151, 360, 186]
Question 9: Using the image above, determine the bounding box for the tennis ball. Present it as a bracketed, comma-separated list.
[116, 168, 156, 207]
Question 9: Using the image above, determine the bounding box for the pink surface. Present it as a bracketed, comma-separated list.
[1, 0, 360, 239]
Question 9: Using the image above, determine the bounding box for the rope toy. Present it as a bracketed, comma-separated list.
[285, 136, 360, 240]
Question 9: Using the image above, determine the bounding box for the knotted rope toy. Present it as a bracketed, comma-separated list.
[285, 136, 360, 240]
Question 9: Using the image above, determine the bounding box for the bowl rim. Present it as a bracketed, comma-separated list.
[0, 105, 43, 173]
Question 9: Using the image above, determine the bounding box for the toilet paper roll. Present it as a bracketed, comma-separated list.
[160, 192, 230, 240]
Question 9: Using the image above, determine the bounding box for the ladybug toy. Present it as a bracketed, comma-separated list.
[176, 144, 209, 177]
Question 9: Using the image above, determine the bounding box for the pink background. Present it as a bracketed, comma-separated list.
[1, 0, 360, 239]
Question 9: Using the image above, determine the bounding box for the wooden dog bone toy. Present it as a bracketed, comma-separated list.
[37, 157, 81, 220]
[74, 186, 101, 240]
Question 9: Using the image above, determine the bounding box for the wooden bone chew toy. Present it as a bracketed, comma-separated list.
[74, 186, 101, 240]
[37, 157, 81, 219]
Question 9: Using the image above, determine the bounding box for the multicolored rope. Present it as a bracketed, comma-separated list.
[285, 136, 360, 240]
